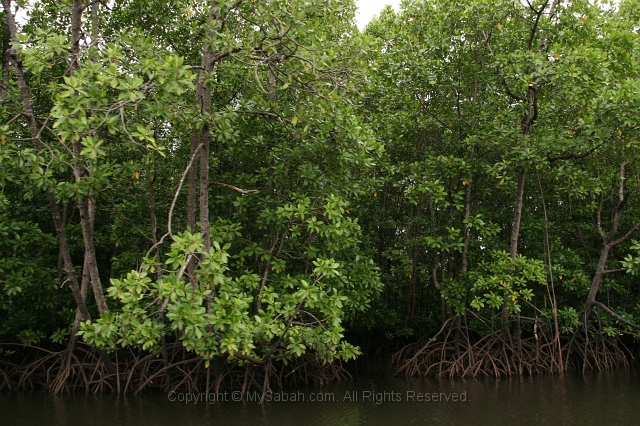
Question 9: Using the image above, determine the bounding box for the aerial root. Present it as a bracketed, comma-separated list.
[392, 317, 632, 378]
[0, 342, 350, 394]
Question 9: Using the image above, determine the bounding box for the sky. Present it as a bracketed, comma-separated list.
[355, 0, 402, 29]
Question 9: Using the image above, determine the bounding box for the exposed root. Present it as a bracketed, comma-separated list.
[392, 315, 633, 378]
[0, 342, 351, 394]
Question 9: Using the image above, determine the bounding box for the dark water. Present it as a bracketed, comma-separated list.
[2, 369, 639, 425]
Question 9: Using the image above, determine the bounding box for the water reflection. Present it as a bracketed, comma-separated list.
[2, 369, 639, 426]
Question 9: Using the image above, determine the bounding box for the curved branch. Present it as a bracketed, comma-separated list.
[611, 221, 640, 248]
[592, 300, 640, 331]
[145, 143, 203, 259]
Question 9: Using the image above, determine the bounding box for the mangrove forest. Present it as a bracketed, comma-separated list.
[2, 0, 640, 395]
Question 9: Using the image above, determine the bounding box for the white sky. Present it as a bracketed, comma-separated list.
[355, 0, 402, 29]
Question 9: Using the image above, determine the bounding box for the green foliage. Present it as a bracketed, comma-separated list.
[4, 0, 640, 368]
[79, 222, 380, 364]
[50, 327, 70, 344]
[468, 251, 544, 314]
[17, 329, 46, 346]
[557, 307, 580, 334]
[622, 240, 640, 275]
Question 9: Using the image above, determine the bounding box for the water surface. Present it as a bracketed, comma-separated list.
[3, 369, 639, 425]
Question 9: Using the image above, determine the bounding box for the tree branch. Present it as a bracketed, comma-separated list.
[602, 268, 627, 275]
[145, 143, 203, 259]
[547, 145, 598, 162]
[592, 300, 640, 331]
[611, 221, 640, 248]
[234, 353, 265, 365]
[527, 0, 550, 51]
[211, 182, 258, 194]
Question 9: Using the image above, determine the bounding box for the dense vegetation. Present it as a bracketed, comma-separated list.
[2, 0, 640, 392]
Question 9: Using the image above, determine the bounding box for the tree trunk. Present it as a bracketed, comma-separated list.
[149, 151, 162, 281]
[1, 14, 9, 99]
[1, 0, 90, 323]
[68, 0, 108, 314]
[584, 244, 610, 321]
[461, 180, 472, 274]
[509, 168, 526, 260]
[501, 167, 525, 336]
[583, 163, 640, 321]
[187, 1, 218, 271]
[76, 196, 109, 313]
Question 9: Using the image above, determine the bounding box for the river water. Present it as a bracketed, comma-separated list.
[3, 368, 639, 425]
